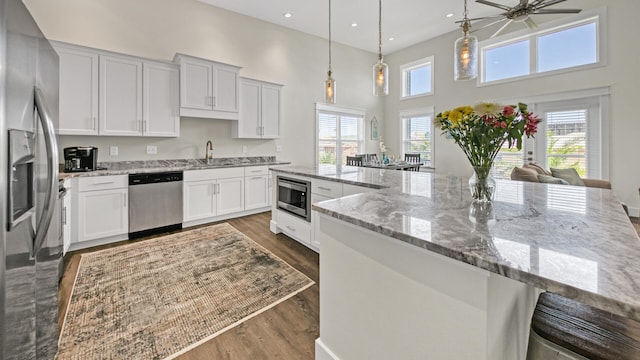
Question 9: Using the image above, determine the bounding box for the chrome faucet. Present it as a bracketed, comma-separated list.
[206, 140, 214, 159]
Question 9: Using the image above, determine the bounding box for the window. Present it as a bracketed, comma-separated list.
[491, 88, 608, 180]
[401, 109, 434, 167]
[400, 56, 434, 99]
[480, 8, 603, 84]
[535, 97, 603, 179]
[316, 104, 365, 167]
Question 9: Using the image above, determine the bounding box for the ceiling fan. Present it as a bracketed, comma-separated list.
[471, 0, 582, 38]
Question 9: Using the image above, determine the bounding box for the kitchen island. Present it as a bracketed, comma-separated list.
[270, 165, 640, 360]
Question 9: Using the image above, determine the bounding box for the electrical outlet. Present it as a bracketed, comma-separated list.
[146, 145, 157, 155]
[276, 145, 283, 152]
[242, 145, 248, 153]
[109, 146, 118, 156]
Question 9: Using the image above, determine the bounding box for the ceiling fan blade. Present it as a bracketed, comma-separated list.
[535, 0, 567, 10]
[491, 19, 513, 38]
[533, 8, 582, 14]
[455, 14, 504, 24]
[471, 17, 508, 33]
[530, 0, 548, 6]
[520, 0, 529, 6]
[475, 0, 512, 12]
[524, 17, 538, 29]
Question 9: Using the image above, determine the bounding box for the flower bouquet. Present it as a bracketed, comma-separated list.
[435, 102, 539, 202]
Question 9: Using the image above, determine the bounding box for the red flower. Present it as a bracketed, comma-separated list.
[502, 106, 515, 117]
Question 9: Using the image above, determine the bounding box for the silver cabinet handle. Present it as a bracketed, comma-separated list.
[63, 206, 67, 225]
[93, 116, 97, 131]
[286, 225, 296, 232]
[213, 96, 216, 107]
[257, 126, 261, 136]
[318, 186, 331, 191]
[123, 193, 127, 207]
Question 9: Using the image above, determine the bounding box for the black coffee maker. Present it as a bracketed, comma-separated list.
[64, 146, 98, 172]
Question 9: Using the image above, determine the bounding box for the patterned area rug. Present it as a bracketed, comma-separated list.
[57, 223, 314, 360]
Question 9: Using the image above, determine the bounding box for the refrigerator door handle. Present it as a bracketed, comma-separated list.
[32, 86, 59, 258]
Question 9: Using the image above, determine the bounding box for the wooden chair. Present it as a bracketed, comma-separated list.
[356, 154, 378, 163]
[346, 156, 364, 166]
[404, 153, 421, 171]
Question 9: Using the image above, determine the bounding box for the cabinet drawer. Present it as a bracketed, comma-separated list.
[312, 179, 342, 198]
[78, 175, 127, 192]
[184, 167, 244, 182]
[277, 210, 311, 244]
[244, 166, 269, 176]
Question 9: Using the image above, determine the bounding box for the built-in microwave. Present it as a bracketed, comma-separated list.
[277, 176, 311, 222]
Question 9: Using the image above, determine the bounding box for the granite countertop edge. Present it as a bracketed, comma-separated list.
[59, 158, 290, 180]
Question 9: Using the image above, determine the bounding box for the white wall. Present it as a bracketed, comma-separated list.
[383, 0, 640, 213]
[24, 0, 383, 166]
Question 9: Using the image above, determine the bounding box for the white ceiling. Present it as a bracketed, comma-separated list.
[194, 0, 582, 55]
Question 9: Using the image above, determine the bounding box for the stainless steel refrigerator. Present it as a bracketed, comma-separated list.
[1, 0, 61, 358]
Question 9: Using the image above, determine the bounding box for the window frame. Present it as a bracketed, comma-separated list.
[399, 107, 435, 168]
[315, 103, 366, 168]
[400, 56, 434, 100]
[478, 7, 606, 86]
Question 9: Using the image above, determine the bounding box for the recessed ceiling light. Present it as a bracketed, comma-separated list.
[351, 23, 358, 27]
[388, 37, 395, 41]
[283, 13, 292, 18]
[446, 13, 455, 18]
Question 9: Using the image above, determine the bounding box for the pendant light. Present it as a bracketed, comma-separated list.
[373, 0, 388, 96]
[324, 0, 336, 104]
[454, 0, 478, 81]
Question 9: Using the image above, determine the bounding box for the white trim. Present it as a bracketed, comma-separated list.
[498, 86, 609, 106]
[400, 55, 434, 100]
[315, 102, 365, 117]
[477, 7, 607, 86]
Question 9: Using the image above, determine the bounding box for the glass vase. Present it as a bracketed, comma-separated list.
[469, 166, 496, 203]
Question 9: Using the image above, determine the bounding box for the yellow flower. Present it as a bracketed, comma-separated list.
[474, 102, 500, 117]
[441, 110, 450, 119]
[449, 109, 463, 124]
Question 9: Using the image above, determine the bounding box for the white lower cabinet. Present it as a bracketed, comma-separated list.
[76, 175, 129, 243]
[183, 168, 245, 224]
[244, 166, 271, 210]
[217, 177, 244, 215]
[183, 180, 217, 221]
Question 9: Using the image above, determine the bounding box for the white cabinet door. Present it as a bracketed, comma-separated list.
[55, 45, 99, 135]
[183, 180, 216, 222]
[213, 64, 239, 113]
[245, 175, 269, 210]
[181, 58, 213, 111]
[261, 84, 281, 139]
[238, 79, 261, 138]
[99, 55, 143, 136]
[143, 62, 179, 137]
[77, 188, 128, 242]
[217, 177, 244, 215]
[310, 193, 332, 249]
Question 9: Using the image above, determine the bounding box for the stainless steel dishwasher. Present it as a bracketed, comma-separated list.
[128, 172, 183, 238]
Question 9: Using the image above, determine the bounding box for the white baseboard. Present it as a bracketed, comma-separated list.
[315, 338, 340, 360]
[182, 207, 270, 229]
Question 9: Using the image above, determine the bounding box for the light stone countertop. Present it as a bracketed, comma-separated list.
[270, 164, 640, 322]
[59, 156, 289, 180]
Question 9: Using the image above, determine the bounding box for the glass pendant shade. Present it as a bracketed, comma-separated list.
[373, 59, 388, 96]
[325, 72, 336, 104]
[454, 34, 478, 81]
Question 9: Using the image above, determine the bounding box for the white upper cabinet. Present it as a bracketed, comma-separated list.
[143, 62, 180, 137]
[174, 53, 241, 120]
[233, 78, 282, 139]
[99, 55, 143, 136]
[53, 42, 180, 137]
[54, 43, 99, 135]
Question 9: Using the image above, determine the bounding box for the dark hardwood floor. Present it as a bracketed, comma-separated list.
[58, 211, 319, 360]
